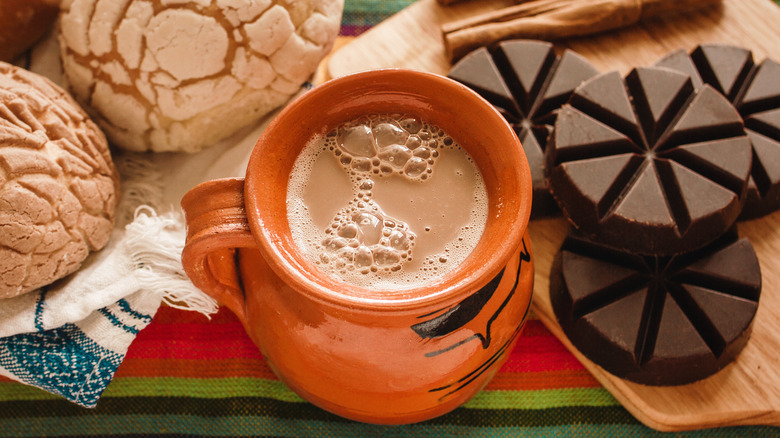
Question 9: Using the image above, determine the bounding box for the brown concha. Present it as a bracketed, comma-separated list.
[0, 61, 119, 299]
[0, 0, 59, 62]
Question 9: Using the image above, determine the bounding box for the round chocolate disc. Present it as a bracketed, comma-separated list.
[655, 44, 780, 220]
[448, 40, 599, 217]
[550, 227, 761, 386]
[546, 67, 752, 255]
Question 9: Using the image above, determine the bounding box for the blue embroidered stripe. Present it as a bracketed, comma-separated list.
[0, 323, 123, 408]
[97, 309, 140, 335]
[116, 299, 152, 324]
[33, 288, 49, 332]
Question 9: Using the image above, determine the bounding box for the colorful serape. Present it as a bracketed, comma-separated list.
[2, 1, 780, 436]
[1, 306, 778, 437]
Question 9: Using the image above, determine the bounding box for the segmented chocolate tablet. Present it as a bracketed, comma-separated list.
[655, 44, 780, 219]
[546, 67, 752, 255]
[448, 40, 599, 217]
[550, 227, 761, 386]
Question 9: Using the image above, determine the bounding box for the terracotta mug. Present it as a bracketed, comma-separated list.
[181, 69, 534, 424]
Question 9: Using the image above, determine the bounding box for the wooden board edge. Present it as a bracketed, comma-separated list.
[531, 296, 780, 431]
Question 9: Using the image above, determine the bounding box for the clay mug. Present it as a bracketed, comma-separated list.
[181, 69, 534, 424]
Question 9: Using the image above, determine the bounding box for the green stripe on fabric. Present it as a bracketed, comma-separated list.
[0, 379, 297, 403]
[344, 0, 414, 15]
[342, 12, 400, 27]
[0, 382, 61, 401]
[464, 387, 620, 409]
[0, 415, 777, 438]
[0, 378, 302, 403]
[103, 378, 305, 403]
[342, 0, 415, 28]
[1, 380, 619, 410]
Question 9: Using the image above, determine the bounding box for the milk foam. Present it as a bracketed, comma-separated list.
[287, 114, 488, 290]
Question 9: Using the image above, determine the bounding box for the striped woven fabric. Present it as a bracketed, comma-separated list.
[1, 306, 778, 437]
[2, 1, 780, 436]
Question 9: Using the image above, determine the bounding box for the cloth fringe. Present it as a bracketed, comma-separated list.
[114, 152, 166, 228]
[124, 206, 219, 316]
[114, 151, 219, 315]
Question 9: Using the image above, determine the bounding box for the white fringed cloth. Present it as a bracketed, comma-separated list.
[0, 31, 286, 407]
[0, 152, 218, 407]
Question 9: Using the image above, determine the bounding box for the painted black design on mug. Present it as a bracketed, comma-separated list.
[428, 315, 528, 400]
[409, 238, 531, 400]
[412, 238, 530, 351]
[411, 268, 505, 351]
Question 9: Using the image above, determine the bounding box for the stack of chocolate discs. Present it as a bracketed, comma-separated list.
[546, 66, 752, 255]
[655, 44, 780, 220]
[447, 39, 599, 217]
[545, 63, 764, 385]
[449, 41, 775, 386]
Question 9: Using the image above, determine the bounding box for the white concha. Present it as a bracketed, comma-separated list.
[58, 0, 344, 153]
[0, 61, 119, 299]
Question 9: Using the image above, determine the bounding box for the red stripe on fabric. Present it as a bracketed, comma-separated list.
[131, 307, 587, 371]
[134, 315, 250, 340]
[113, 358, 597, 389]
[503, 338, 586, 373]
[114, 358, 278, 379]
[0, 307, 600, 392]
[485, 370, 601, 390]
[127, 325, 262, 361]
[114, 358, 598, 389]
[502, 350, 587, 373]
[127, 307, 261, 360]
[134, 320, 251, 342]
[112, 358, 599, 390]
[124, 337, 263, 360]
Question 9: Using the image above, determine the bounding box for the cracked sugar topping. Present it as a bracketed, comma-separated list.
[0, 61, 119, 299]
[58, 0, 343, 152]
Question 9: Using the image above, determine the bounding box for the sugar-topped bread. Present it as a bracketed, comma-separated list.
[58, 0, 344, 153]
[0, 61, 119, 299]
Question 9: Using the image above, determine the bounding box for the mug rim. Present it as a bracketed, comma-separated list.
[244, 68, 532, 311]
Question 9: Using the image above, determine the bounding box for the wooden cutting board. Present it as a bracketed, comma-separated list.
[326, 0, 780, 431]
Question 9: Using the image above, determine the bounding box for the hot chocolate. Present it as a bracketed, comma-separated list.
[287, 114, 488, 290]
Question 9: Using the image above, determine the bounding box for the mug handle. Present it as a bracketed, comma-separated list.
[181, 178, 256, 323]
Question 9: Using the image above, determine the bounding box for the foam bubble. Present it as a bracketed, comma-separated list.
[325, 114, 447, 182]
[338, 124, 376, 157]
[373, 121, 408, 148]
[404, 157, 428, 177]
[400, 117, 422, 133]
[378, 144, 412, 169]
[287, 114, 488, 291]
[406, 135, 422, 149]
